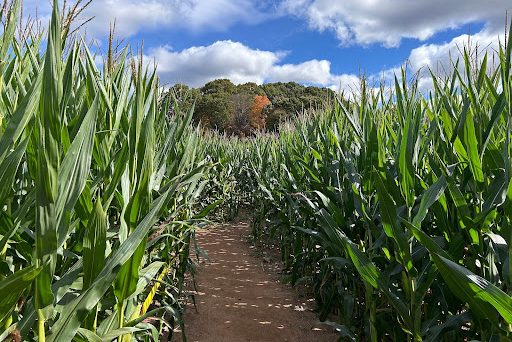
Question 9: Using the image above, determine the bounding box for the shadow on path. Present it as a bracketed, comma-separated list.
[172, 218, 337, 342]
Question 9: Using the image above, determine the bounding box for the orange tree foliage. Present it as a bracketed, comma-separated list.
[250, 95, 271, 130]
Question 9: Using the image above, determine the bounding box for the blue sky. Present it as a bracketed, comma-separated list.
[25, 0, 512, 90]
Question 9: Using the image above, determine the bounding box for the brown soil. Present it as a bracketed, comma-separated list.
[172, 217, 338, 342]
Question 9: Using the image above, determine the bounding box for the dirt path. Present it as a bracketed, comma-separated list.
[172, 217, 337, 342]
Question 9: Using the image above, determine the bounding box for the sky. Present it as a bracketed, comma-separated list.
[23, 0, 512, 91]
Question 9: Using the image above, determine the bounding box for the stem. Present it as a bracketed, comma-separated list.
[365, 285, 377, 342]
[406, 206, 422, 341]
[37, 309, 46, 342]
[3, 315, 12, 330]
[117, 302, 125, 342]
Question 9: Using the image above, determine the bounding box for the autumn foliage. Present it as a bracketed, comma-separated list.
[249, 95, 271, 130]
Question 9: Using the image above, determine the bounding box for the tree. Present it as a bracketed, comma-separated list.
[166, 83, 200, 119]
[201, 79, 236, 95]
[261, 82, 334, 130]
[249, 95, 270, 130]
[197, 79, 236, 130]
[236, 82, 266, 96]
[265, 107, 287, 131]
[165, 79, 334, 133]
[228, 93, 253, 136]
[195, 93, 233, 130]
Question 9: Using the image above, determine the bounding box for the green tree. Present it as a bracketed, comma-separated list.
[195, 93, 233, 130]
[236, 82, 266, 96]
[201, 79, 236, 95]
[167, 79, 334, 133]
[262, 82, 334, 129]
[166, 83, 201, 119]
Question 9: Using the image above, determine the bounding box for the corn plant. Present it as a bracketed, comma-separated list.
[205, 24, 512, 341]
[0, 1, 211, 340]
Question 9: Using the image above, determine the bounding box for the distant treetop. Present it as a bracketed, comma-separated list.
[166, 79, 335, 135]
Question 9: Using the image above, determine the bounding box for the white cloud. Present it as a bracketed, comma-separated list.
[146, 24, 505, 93]
[22, 0, 508, 95]
[280, 0, 511, 47]
[144, 40, 360, 90]
[23, 0, 269, 39]
[407, 29, 501, 74]
[269, 60, 331, 84]
[376, 26, 505, 92]
[147, 41, 281, 86]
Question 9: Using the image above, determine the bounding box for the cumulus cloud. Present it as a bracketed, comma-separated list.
[407, 29, 501, 74]
[269, 60, 331, 84]
[23, 0, 269, 38]
[280, 0, 511, 47]
[144, 41, 360, 90]
[22, 0, 508, 94]
[376, 26, 506, 92]
[147, 41, 281, 85]
[146, 25, 506, 93]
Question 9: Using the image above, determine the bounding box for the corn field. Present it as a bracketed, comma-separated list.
[2, 0, 512, 341]
[0, 0, 211, 340]
[202, 27, 512, 342]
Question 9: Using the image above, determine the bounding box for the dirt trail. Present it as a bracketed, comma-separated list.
[172, 217, 337, 342]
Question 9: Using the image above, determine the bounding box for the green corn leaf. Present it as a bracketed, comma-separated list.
[0, 73, 42, 162]
[481, 93, 507, 158]
[76, 328, 102, 342]
[412, 175, 447, 227]
[374, 171, 413, 272]
[0, 266, 41, 323]
[83, 198, 107, 290]
[434, 254, 512, 324]
[114, 239, 147, 306]
[475, 170, 508, 223]
[424, 312, 471, 342]
[127, 261, 165, 300]
[322, 321, 356, 341]
[56, 95, 98, 246]
[48, 185, 173, 342]
[0, 138, 28, 205]
[399, 106, 416, 208]
[450, 96, 470, 144]
[410, 222, 511, 324]
[462, 109, 484, 183]
[0, 0, 20, 63]
[100, 326, 150, 341]
[34, 0, 64, 312]
[447, 181, 474, 228]
[344, 240, 410, 325]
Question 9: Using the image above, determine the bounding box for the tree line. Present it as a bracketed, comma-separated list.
[166, 79, 335, 136]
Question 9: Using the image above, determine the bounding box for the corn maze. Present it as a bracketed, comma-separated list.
[1, 0, 512, 341]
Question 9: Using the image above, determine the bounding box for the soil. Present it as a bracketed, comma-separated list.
[171, 216, 338, 342]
